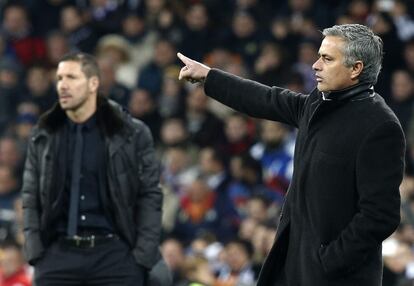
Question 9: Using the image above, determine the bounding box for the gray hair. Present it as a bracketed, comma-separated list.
[322, 24, 383, 84]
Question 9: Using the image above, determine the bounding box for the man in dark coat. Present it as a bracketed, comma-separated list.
[21, 52, 163, 285]
[177, 24, 405, 286]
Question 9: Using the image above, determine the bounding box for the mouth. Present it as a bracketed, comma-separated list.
[315, 75, 323, 82]
[59, 93, 72, 100]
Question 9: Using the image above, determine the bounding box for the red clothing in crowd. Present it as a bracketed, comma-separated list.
[0, 268, 31, 286]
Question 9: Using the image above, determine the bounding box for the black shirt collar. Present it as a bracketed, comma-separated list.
[320, 82, 374, 101]
[67, 112, 97, 131]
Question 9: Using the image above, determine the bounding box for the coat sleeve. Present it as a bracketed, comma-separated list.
[21, 131, 45, 265]
[318, 120, 405, 276]
[204, 69, 308, 128]
[132, 123, 163, 269]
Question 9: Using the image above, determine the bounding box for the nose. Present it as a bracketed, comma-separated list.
[312, 57, 322, 71]
[58, 79, 68, 90]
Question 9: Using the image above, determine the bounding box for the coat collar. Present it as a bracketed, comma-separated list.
[320, 82, 374, 101]
[38, 95, 125, 137]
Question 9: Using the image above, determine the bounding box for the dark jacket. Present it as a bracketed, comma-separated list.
[21, 96, 162, 270]
[204, 69, 405, 286]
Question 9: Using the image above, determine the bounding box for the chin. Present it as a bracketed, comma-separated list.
[59, 101, 69, 108]
[317, 85, 326, 92]
[59, 102, 74, 111]
[317, 83, 333, 92]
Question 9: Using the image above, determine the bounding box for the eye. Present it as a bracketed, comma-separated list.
[323, 56, 332, 63]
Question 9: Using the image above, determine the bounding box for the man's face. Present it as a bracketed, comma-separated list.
[154, 41, 175, 67]
[56, 61, 94, 111]
[225, 116, 247, 143]
[187, 87, 207, 112]
[199, 148, 215, 174]
[261, 120, 287, 146]
[391, 70, 413, 101]
[27, 67, 50, 95]
[312, 36, 356, 92]
[61, 7, 82, 32]
[225, 243, 249, 271]
[161, 240, 184, 270]
[3, 6, 28, 35]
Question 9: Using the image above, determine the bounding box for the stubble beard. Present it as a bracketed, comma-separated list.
[59, 93, 90, 112]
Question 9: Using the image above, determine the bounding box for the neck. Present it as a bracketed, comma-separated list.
[66, 95, 97, 123]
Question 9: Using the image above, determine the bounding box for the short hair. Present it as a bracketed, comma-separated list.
[240, 153, 262, 177]
[59, 52, 100, 79]
[203, 146, 228, 167]
[226, 238, 254, 259]
[322, 24, 383, 84]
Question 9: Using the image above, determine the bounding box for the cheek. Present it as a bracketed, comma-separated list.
[78, 83, 89, 93]
[327, 67, 345, 82]
[337, 68, 352, 81]
[330, 68, 352, 88]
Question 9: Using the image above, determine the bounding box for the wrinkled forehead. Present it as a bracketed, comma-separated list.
[319, 36, 346, 55]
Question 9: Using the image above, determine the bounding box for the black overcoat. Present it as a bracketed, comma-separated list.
[204, 69, 405, 286]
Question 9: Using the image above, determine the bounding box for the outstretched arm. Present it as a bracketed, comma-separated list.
[177, 52, 308, 127]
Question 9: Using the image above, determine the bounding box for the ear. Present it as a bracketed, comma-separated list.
[351, 61, 364, 80]
[89, 76, 100, 93]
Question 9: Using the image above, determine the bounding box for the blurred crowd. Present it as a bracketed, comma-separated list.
[0, 0, 413, 285]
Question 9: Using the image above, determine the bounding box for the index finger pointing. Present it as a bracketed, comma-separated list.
[177, 52, 193, 65]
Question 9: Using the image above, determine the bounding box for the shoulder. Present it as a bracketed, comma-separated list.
[129, 117, 152, 137]
[358, 111, 405, 153]
[366, 94, 402, 126]
[119, 111, 154, 147]
[104, 98, 154, 144]
[28, 124, 52, 144]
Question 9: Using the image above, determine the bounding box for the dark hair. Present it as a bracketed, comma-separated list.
[250, 193, 271, 208]
[226, 238, 255, 258]
[59, 52, 100, 80]
[240, 153, 262, 178]
[205, 146, 228, 167]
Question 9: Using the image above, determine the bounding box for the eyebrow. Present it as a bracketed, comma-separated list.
[56, 73, 78, 79]
[318, 52, 333, 58]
